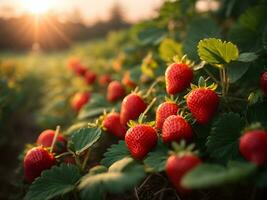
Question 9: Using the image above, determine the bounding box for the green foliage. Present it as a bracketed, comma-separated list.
[69, 128, 102, 155]
[100, 140, 131, 167]
[206, 113, 246, 162]
[24, 164, 81, 200]
[183, 18, 221, 60]
[159, 38, 183, 62]
[198, 38, 239, 65]
[246, 103, 267, 128]
[138, 27, 167, 46]
[182, 161, 256, 189]
[144, 140, 169, 172]
[79, 157, 145, 200]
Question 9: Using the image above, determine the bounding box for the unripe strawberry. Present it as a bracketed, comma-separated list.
[120, 93, 147, 126]
[36, 129, 67, 153]
[260, 72, 267, 96]
[156, 102, 179, 130]
[239, 130, 267, 166]
[84, 70, 97, 85]
[125, 124, 158, 160]
[102, 112, 127, 138]
[166, 154, 201, 194]
[98, 74, 112, 86]
[186, 88, 219, 124]
[107, 81, 125, 102]
[24, 147, 56, 182]
[71, 92, 90, 112]
[122, 71, 137, 89]
[165, 63, 193, 95]
[162, 115, 193, 143]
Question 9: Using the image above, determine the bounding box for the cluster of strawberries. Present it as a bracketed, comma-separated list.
[23, 59, 267, 195]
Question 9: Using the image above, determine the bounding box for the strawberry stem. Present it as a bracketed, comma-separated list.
[50, 125, 60, 153]
[81, 149, 90, 171]
[144, 76, 164, 99]
[138, 97, 157, 123]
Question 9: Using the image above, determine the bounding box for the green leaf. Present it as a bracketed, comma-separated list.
[182, 161, 256, 189]
[79, 157, 145, 199]
[69, 128, 102, 155]
[226, 62, 250, 83]
[158, 38, 183, 62]
[183, 18, 220, 60]
[206, 113, 246, 162]
[100, 140, 131, 167]
[198, 38, 239, 65]
[138, 27, 167, 45]
[24, 164, 81, 200]
[237, 52, 258, 62]
[78, 94, 110, 120]
[144, 140, 169, 172]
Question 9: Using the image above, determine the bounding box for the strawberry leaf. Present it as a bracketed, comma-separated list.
[79, 157, 145, 199]
[69, 128, 102, 155]
[206, 113, 246, 163]
[158, 38, 183, 62]
[198, 38, 239, 65]
[246, 103, 267, 128]
[182, 161, 256, 189]
[144, 140, 169, 172]
[226, 62, 250, 83]
[24, 164, 81, 200]
[100, 140, 131, 167]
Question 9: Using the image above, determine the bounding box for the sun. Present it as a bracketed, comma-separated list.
[22, 0, 53, 15]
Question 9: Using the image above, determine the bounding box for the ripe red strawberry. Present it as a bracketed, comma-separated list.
[162, 115, 193, 143]
[260, 72, 267, 96]
[122, 71, 137, 89]
[102, 112, 127, 138]
[239, 130, 267, 166]
[156, 101, 179, 130]
[165, 63, 193, 95]
[166, 154, 201, 194]
[120, 93, 147, 126]
[67, 58, 87, 76]
[98, 74, 112, 86]
[24, 147, 56, 182]
[186, 88, 219, 124]
[36, 129, 67, 153]
[125, 124, 158, 160]
[107, 81, 126, 102]
[84, 70, 97, 85]
[71, 92, 90, 112]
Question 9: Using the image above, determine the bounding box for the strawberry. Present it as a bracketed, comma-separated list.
[239, 130, 267, 166]
[165, 63, 193, 95]
[155, 101, 179, 130]
[162, 115, 193, 143]
[260, 72, 267, 96]
[107, 81, 126, 102]
[98, 74, 112, 86]
[125, 124, 158, 160]
[186, 88, 219, 124]
[67, 58, 87, 76]
[102, 112, 127, 138]
[166, 154, 201, 194]
[36, 129, 67, 153]
[120, 93, 147, 126]
[71, 92, 90, 112]
[84, 70, 97, 85]
[24, 146, 56, 182]
[122, 71, 137, 89]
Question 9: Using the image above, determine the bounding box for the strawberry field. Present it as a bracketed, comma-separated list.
[1, 0, 267, 200]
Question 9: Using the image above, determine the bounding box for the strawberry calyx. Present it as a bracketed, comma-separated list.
[242, 123, 265, 134]
[169, 140, 199, 157]
[172, 54, 194, 68]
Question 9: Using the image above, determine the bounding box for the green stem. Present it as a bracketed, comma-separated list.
[204, 68, 220, 85]
[144, 76, 164, 99]
[82, 150, 90, 171]
[50, 125, 60, 153]
[138, 97, 157, 123]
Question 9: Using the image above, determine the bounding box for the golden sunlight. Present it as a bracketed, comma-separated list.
[21, 0, 53, 14]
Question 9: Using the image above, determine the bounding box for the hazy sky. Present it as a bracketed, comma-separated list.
[0, 0, 165, 24]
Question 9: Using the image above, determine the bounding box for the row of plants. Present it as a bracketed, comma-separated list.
[15, 0, 267, 199]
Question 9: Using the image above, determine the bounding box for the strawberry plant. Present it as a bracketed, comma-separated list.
[5, 0, 267, 199]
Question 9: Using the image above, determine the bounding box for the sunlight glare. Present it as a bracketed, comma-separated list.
[22, 0, 53, 15]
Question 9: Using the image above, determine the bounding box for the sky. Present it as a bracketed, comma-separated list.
[0, 0, 165, 24]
